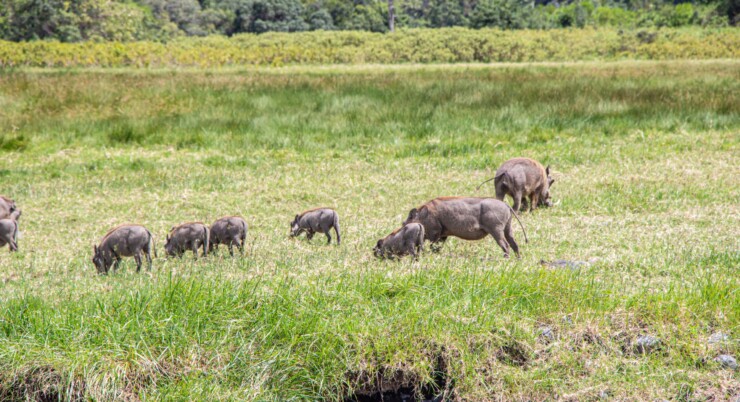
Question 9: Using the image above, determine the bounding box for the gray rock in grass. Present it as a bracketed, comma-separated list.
[708, 332, 729, 344]
[634, 335, 661, 354]
[538, 326, 555, 343]
[715, 354, 738, 370]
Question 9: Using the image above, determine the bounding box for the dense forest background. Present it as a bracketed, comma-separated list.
[0, 0, 737, 42]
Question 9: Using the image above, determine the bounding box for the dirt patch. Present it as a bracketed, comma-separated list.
[0, 366, 86, 402]
[496, 340, 531, 367]
[346, 350, 453, 402]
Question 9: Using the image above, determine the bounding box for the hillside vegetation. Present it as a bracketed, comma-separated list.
[1, 27, 739, 68]
[1, 0, 735, 43]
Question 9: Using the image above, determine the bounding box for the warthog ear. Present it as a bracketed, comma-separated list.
[93, 245, 98, 253]
[546, 165, 551, 176]
[376, 239, 383, 248]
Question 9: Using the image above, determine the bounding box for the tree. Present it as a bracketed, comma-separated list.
[4, 0, 64, 40]
[428, 0, 467, 27]
[471, 0, 535, 28]
[345, 4, 387, 31]
[388, 0, 395, 31]
[234, 0, 309, 33]
[307, 8, 335, 30]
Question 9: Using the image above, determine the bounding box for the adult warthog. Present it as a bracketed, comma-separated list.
[92, 224, 155, 274]
[404, 197, 527, 258]
[165, 222, 210, 259]
[477, 157, 555, 212]
[209, 216, 248, 256]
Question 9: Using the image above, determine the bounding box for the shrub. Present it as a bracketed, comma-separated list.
[0, 27, 737, 68]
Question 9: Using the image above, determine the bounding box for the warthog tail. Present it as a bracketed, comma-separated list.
[507, 205, 528, 244]
[476, 177, 496, 191]
[203, 225, 210, 257]
[333, 212, 341, 245]
[148, 229, 158, 258]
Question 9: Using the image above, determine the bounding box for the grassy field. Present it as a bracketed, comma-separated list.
[0, 60, 738, 401]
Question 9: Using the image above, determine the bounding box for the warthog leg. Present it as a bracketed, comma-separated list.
[237, 238, 245, 256]
[504, 221, 520, 258]
[512, 191, 523, 213]
[320, 220, 333, 244]
[134, 252, 143, 272]
[430, 237, 447, 253]
[491, 228, 510, 258]
[408, 243, 418, 261]
[529, 192, 539, 213]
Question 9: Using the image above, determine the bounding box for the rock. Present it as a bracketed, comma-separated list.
[634, 335, 661, 354]
[598, 389, 611, 399]
[538, 326, 555, 343]
[562, 315, 574, 325]
[715, 354, 738, 370]
[708, 332, 729, 344]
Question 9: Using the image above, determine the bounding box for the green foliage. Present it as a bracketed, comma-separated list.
[428, 0, 468, 27]
[345, 4, 387, 31]
[593, 6, 636, 27]
[470, 0, 535, 29]
[0, 28, 737, 67]
[671, 2, 697, 26]
[307, 7, 336, 30]
[236, 0, 310, 33]
[0, 0, 734, 41]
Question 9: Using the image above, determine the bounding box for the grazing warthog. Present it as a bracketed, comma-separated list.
[209, 216, 248, 256]
[0, 212, 20, 252]
[0, 196, 17, 220]
[477, 158, 554, 212]
[374, 222, 425, 260]
[403, 197, 527, 257]
[92, 224, 155, 274]
[165, 222, 210, 259]
[290, 208, 341, 245]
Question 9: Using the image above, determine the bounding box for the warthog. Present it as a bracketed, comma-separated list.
[165, 222, 210, 259]
[290, 208, 341, 245]
[92, 224, 155, 274]
[477, 158, 554, 212]
[0, 196, 17, 220]
[0, 211, 20, 252]
[404, 197, 527, 257]
[373, 222, 425, 260]
[209, 216, 248, 256]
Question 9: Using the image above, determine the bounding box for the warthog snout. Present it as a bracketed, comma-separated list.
[289, 215, 301, 237]
[373, 240, 384, 258]
[92, 245, 106, 274]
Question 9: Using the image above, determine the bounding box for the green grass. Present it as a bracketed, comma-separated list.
[0, 60, 738, 401]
